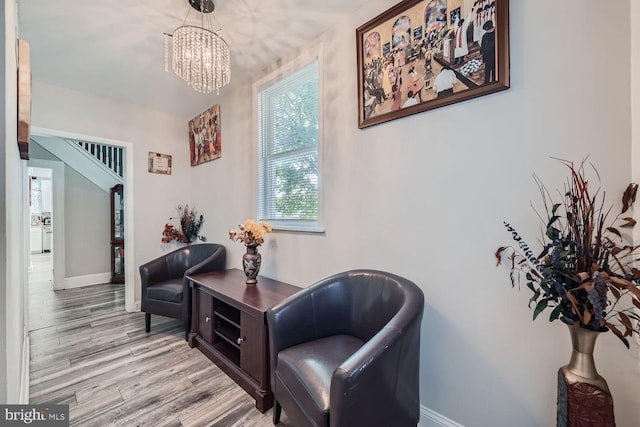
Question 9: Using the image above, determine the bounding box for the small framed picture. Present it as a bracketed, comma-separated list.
[148, 152, 172, 175]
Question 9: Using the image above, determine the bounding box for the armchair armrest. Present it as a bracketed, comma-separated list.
[184, 245, 226, 277]
[330, 327, 402, 418]
[139, 256, 171, 291]
[182, 245, 226, 295]
[330, 322, 421, 426]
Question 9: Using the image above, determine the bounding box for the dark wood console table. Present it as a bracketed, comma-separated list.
[186, 268, 300, 412]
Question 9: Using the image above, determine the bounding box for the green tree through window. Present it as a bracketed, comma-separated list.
[258, 60, 320, 227]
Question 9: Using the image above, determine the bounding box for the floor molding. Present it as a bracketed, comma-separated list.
[125, 300, 141, 313]
[63, 272, 111, 289]
[20, 327, 30, 404]
[420, 405, 464, 427]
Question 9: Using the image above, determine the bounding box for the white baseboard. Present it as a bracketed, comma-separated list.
[420, 405, 464, 427]
[20, 327, 29, 404]
[126, 300, 141, 313]
[63, 272, 111, 289]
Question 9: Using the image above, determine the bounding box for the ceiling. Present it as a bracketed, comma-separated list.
[17, 0, 372, 118]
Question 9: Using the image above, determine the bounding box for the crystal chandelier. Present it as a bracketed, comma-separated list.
[165, 0, 231, 94]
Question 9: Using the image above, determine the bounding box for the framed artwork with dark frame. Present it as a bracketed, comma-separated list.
[189, 104, 221, 166]
[17, 39, 31, 159]
[356, 0, 510, 128]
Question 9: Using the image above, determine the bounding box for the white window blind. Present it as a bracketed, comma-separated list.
[258, 60, 320, 229]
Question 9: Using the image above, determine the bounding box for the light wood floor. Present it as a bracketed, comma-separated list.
[28, 253, 292, 426]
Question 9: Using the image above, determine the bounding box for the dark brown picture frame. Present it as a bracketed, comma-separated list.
[189, 104, 221, 167]
[356, 0, 510, 128]
[17, 39, 31, 159]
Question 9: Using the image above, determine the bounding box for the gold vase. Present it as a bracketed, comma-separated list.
[557, 324, 614, 427]
[564, 326, 609, 389]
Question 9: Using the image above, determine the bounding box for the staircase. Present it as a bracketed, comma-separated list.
[72, 139, 124, 179]
[31, 135, 125, 192]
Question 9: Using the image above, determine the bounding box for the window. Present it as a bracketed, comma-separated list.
[257, 55, 322, 231]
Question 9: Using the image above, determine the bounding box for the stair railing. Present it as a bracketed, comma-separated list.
[67, 139, 124, 179]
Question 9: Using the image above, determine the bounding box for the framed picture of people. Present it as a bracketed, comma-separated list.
[189, 104, 222, 166]
[356, 0, 510, 129]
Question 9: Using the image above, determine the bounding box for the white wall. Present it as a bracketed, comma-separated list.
[64, 166, 110, 277]
[192, 0, 640, 426]
[0, 0, 8, 404]
[633, 0, 640, 247]
[2, 0, 27, 403]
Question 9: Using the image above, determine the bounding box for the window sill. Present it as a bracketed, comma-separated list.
[271, 225, 325, 234]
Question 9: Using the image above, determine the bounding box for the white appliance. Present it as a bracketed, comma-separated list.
[30, 226, 43, 253]
[43, 225, 52, 252]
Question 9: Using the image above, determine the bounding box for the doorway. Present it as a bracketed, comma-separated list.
[28, 167, 53, 263]
[26, 167, 55, 331]
[27, 126, 136, 315]
[26, 159, 64, 288]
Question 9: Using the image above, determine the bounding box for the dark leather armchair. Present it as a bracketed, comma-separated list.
[266, 270, 424, 427]
[139, 243, 226, 340]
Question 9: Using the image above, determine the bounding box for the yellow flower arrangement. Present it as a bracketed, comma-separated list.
[229, 219, 272, 247]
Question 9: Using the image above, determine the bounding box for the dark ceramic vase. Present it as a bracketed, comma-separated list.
[242, 245, 261, 284]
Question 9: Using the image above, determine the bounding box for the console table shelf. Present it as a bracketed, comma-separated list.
[215, 324, 241, 348]
[187, 268, 300, 412]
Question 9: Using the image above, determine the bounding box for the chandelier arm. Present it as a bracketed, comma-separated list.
[181, 3, 192, 26]
[206, 9, 213, 33]
[207, 3, 221, 35]
[200, 0, 205, 33]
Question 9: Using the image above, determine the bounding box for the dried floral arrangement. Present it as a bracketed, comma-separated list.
[229, 219, 272, 247]
[161, 204, 206, 244]
[496, 158, 640, 348]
